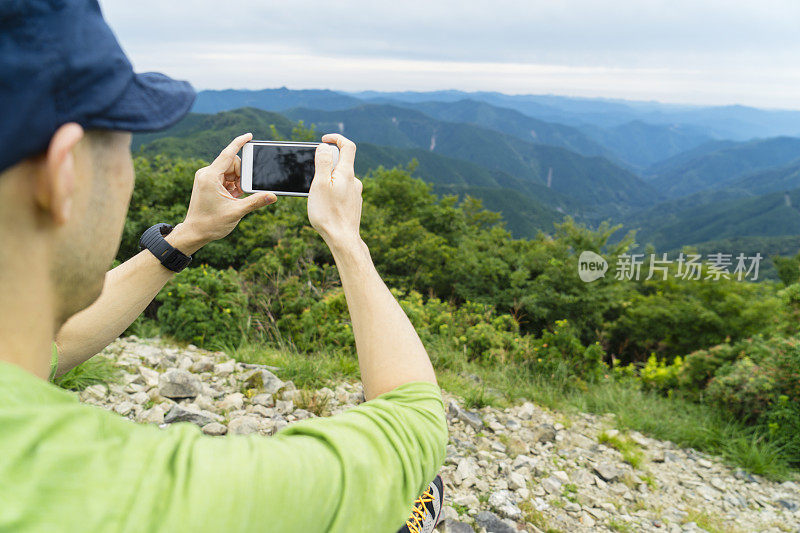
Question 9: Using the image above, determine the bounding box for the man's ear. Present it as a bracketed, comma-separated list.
[34, 123, 84, 225]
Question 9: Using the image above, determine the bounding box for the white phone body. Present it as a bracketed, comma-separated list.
[241, 140, 339, 197]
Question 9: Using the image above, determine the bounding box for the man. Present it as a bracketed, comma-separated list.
[0, 1, 447, 532]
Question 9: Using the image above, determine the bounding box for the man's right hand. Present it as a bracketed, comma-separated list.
[307, 134, 363, 251]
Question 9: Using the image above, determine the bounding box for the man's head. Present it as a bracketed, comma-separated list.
[0, 0, 195, 326]
[0, 125, 134, 322]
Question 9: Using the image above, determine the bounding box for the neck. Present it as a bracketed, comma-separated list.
[0, 251, 58, 380]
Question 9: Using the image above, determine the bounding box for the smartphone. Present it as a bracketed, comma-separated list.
[241, 141, 339, 197]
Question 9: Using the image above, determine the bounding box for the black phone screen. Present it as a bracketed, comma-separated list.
[251, 144, 316, 193]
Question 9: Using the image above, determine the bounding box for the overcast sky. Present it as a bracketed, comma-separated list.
[99, 0, 800, 110]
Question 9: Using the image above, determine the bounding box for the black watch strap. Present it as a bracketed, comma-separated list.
[139, 223, 192, 273]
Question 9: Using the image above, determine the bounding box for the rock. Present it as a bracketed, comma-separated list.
[456, 458, 479, 481]
[201, 422, 228, 436]
[517, 402, 536, 420]
[114, 401, 134, 416]
[228, 416, 260, 435]
[130, 391, 149, 405]
[488, 490, 520, 519]
[507, 471, 526, 490]
[444, 520, 475, 533]
[243, 369, 284, 395]
[663, 451, 680, 463]
[452, 493, 480, 509]
[158, 369, 200, 399]
[138, 404, 167, 425]
[542, 476, 562, 494]
[696, 484, 719, 501]
[532, 423, 557, 443]
[709, 477, 726, 491]
[293, 409, 314, 420]
[475, 511, 516, 533]
[457, 409, 484, 431]
[552, 470, 570, 484]
[214, 360, 236, 377]
[190, 356, 215, 373]
[776, 499, 798, 512]
[70, 337, 800, 533]
[506, 436, 529, 456]
[251, 393, 274, 407]
[219, 392, 244, 411]
[275, 399, 294, 415]
[164, 404, 220, 426]
[84, 384, 107, 400]
[593, 462, 620, 482]
[579, 511, 596, 527]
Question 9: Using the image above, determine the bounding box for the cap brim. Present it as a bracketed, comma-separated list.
[84, 72, 196, 133]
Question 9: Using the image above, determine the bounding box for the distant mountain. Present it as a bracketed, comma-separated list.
[648, 137, 800, 197]
[360, 98, 612, 159]
[644, 140, 739, 178]
[282, 104, 660, 216]
[626, 187, 800, 251]
[133, 108, 593, 237]
[192, 87, 361, 114]
[132, 107, 298, 161]
[580, 120, 712, 170]
[667, 235, 800, 281]
[718, 159, 800, 196]
[348, 89, 800, 140]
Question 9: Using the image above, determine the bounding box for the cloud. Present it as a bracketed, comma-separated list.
[98, 0, 800, 108]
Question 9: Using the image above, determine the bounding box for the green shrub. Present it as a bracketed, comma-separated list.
[527, 319, 607, 381]
[156, 265, 249, 348]
[678, 343, 739, 394]
[605, 275, 781, 364]
[639, 353, 683, 393]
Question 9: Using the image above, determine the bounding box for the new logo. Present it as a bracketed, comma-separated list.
[578, 251, 608, 282]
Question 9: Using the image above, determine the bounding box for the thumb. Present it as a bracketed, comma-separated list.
[314, 142, 336, 178]
[236, 192, 277, 217]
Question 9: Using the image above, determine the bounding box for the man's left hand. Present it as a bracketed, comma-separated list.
[167, 133, 277, 255]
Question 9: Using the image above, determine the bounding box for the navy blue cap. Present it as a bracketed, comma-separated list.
[0, 0, 196, 173]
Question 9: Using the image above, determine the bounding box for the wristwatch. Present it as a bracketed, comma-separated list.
[138, 223, 192, 273]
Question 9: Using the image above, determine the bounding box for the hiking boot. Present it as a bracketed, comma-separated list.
[397, 475, 444, 533]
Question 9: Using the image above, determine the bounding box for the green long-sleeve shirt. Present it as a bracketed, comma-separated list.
[0, 360, 448, 532]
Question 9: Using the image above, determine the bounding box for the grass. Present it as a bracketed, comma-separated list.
[99, 325, 799, 481]
[451, 503, 468, 515]
[461, 384, 497, 410]
[518, 500, 560, 533]
[607, 518, 633, 532]
[598, 431, 644, 469]
[561, 483, 578, 503]
[223, 340, 798, 480]
[54, 355, 119, 391]
[684, 509, 738, 533]
[225, 342, 360, 390]
[295, 389, 332, 417]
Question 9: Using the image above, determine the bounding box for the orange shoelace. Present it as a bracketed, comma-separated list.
[405, 488, 435, 533]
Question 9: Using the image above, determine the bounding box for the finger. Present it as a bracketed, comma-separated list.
[321, 133, 356, 174]
[235, 192, 277, 217]
[211, 133, 252, 173]
[234, 155, 241, 178]
[314, 142, 336, 178]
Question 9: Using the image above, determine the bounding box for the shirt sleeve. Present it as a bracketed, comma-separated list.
[0, 380, 448, 533]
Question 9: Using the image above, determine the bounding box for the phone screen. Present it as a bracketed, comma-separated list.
[251, 144, 316, 193]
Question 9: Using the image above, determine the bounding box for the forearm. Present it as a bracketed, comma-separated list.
[54, 224, 203, 375]
[330, 238, 437, 400]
